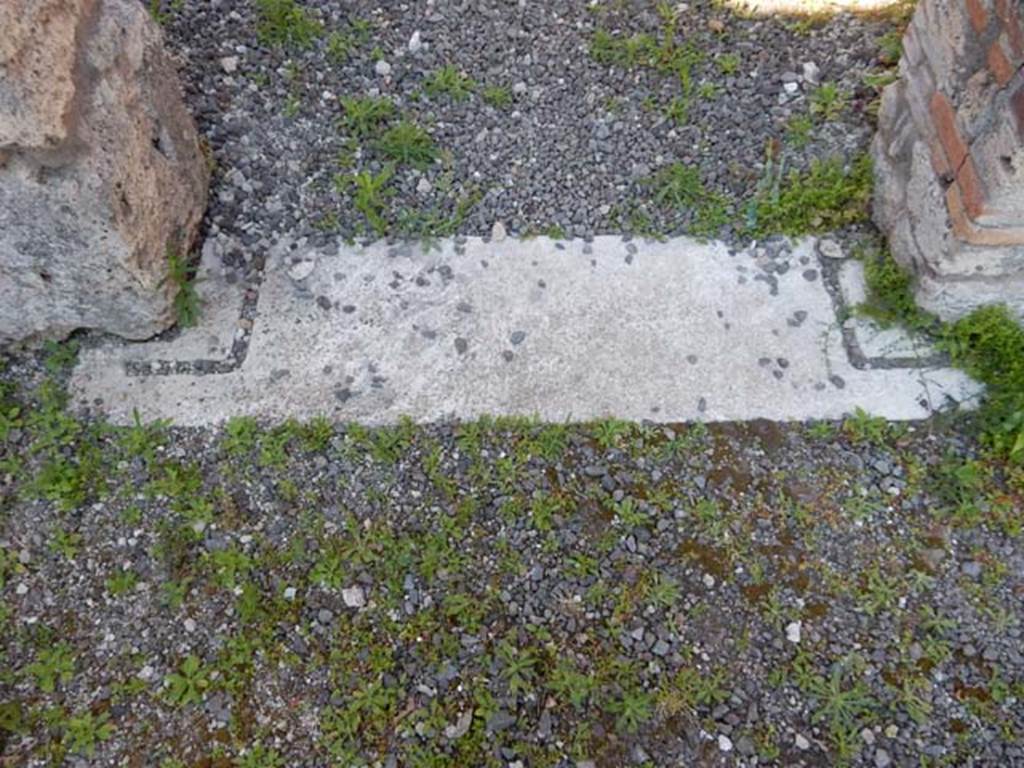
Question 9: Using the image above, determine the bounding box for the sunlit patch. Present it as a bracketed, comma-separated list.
[723, 0, 914, 19]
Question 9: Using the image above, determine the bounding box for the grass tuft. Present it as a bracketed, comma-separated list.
[749, 154, 872, 237]
[373, 121, 437, 168]
[255, 0, 322, 49]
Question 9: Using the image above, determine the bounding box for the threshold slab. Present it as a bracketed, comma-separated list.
[70, 235, 981, 426]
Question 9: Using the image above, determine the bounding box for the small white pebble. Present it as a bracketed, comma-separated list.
[718, 735, 733, 752]
[795, 733, 810, 750]
[374, 60, 392, 77]
[786, 620, 802, 644]
[702, 573, 715, 588]
[183, 618, 197, 633]
[343, 585, 366, 608]
[283, 586, 297, 600]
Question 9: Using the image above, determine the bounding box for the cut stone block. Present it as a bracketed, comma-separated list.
[0, 0, 209, 343]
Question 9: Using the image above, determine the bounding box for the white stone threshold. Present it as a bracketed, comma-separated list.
[70, 235, 981, 426]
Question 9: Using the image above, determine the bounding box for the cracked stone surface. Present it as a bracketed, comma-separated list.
[70, 235, 981, 426]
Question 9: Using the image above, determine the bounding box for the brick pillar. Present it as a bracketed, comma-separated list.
[871, 0, 1024, 320]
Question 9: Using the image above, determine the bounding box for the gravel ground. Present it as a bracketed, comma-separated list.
[155, 0, 900, 250]
[2, 347, 1023, 767]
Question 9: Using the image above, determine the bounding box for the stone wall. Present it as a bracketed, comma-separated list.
[872, 0, 1024, 320]
[0, 0, 209, 343]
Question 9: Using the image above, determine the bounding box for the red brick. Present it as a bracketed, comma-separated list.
[945, 184, 1024, 246]
[995, 0, 1024, 58]
[945, 184, 973, 240]
[966, 0, 989, 33]
[928, 137, 952, 177]
[929, 92, 969, 170]
[1014, 83, 1024, 138]
[956, 156, 988, 218]
[987, 38, 1015, 84]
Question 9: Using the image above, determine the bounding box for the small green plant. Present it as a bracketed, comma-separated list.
[424, 64, 475, 101]
[121, 409, 170, 464]
[801, 659, 879, 754]
[607, 687, 653, 733]
[27, 642, 75, 692]
[859, 247, 934, 331]
[809, 82, 847, 122]
[224, 416, 259, 456]
[481, 84, 511, 107]
[43, 340, 80, 373]
[166, 249, 201, 328]
[877, 28, 903, 65]
[842, 407, 889, 445]
[326, 20, 372, 62]
[148, 0, 183, 25]
[255, 0, 322, 49]
[698, 81, 721, 100]
[164, 654, 210, 707]
[650, 163, 703, 208]
[310, 549, 345, 589]
[497, 640, 538, 696]
[749, 154, 872, 237]
[663, 95, 690, 125]
[339, 95, 394, 137]
[49, 527, 82, 560]
[62, 710, 114, 757]
[235, 742, 285, 768]
[374, 121, 437, 168]
[717, 53, 740, 75]
[105, 568, 139, 597]
[647, 162, 730, 237]
[591, 417, 630, 450]
[787, 114, 814, 148]
[659, 666, 730, 716]
[613, 497, 650, 529]
[339, 166, 395, 235]
[944, 305, 1024, 459]
[548, 660, 596, 709]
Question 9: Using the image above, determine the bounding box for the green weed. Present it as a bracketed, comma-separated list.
[166, 249, 201, 328]
[326, 19, 372, 62]
[548, 659, 596, 709]
[62, 710, 114, 757]
[749, 154, 872, 236]
[340, 166, 395, 235]
[717, 53, 740, 75]
[944, 305, 1024, 459]
[607, 687, 653, 734]
[809, 82, 847, 122]
[424, 64, 475, 101]
[255, 0, 322, 49]
[497, 640, 538, 696]
[374, 121, 437, 168]
[43, 340, 79, 373]
[105, 568, 139, 596]
[164, 654, 210, 707]
[339, 95, 394, 137]
[647, 162, 730, 237]
[786, 114, 814, 148]
[26, 642, 75, 692]
[481, 85, 512, 107]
